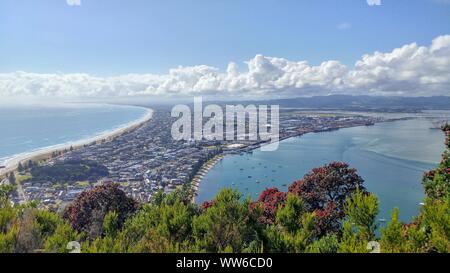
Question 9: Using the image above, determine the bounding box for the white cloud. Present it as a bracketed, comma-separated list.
[1, 35, 450, 100]
[66, 0, 81, 6]
[367, 0, 381, 6]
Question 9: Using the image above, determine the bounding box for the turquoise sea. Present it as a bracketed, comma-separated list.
[196, 117, 447, 223]
[0, 103, 149, 166]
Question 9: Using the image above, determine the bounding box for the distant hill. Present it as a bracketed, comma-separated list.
[225, 95, 450, 111]
[132, 95, 450, 111]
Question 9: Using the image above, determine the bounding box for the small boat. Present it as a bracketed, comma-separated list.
[419, 202, 425, 206]
[378, 218, 387, 223]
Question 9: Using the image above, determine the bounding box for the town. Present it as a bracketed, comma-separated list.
[4, 106, 386, 210]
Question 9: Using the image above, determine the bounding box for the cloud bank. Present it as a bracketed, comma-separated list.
[1, 35, 450, 100]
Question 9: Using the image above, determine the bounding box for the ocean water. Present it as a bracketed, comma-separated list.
[0, 103, 149, 165]
[196, 118, 447, 222]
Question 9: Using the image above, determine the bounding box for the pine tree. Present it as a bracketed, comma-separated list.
[380, 208, 405, 252]
[17, 162, 24, 173]
[344, 190, 379, 241]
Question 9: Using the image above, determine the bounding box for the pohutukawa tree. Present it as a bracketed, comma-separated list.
[423, 124, 450, 200]
[63, 183, 138, 239]
[251, 188, 287, 224]
[288, 162, 366, 234]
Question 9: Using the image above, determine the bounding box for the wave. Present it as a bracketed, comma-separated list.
[0, 105, 153, 171]
[357, 148, 438, 172]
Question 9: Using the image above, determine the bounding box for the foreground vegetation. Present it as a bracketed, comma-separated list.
[0, 126, 449, 253]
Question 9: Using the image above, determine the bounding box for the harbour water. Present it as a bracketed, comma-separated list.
[0, 103, 150, 166]
[196, 117, 447, 222]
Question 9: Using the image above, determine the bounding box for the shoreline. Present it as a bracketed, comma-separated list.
[189, 124, 374, 203]
[190, 117, 419, 203]
[0, 106, 153, 177]
[190, 155, 225, 203]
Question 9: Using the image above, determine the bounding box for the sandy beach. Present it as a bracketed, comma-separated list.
[190, 155, 224, 203]
[0, 107, 153, 177]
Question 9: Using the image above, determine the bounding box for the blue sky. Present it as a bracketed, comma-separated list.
[1, 0, 450, 75]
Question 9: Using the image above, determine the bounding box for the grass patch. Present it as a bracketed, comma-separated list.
[120, 182, 130, 187]
[75, 181, 90, 187]
[16, 173, 32, 184]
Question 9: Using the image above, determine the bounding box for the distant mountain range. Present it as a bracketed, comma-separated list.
[227, 95, 450, 111]
[131, 95, 450, 111]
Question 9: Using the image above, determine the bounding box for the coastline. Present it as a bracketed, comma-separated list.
[191, 155, 224, 203]
[190, 116, 419, 203]
[190, 117, 447, 222]
[0, 106, 153, 177]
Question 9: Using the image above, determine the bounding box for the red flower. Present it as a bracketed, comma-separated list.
[289, 162, 366, 234]
[202, 200, 215, 210]
[252, 188, 287, 224]
[63, 183, 138, 237]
